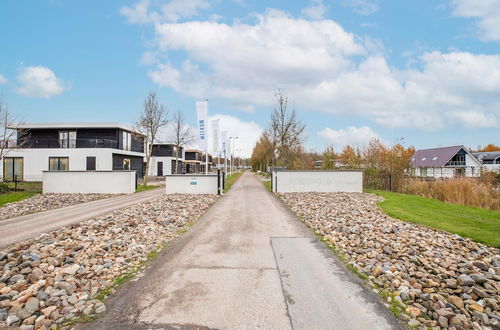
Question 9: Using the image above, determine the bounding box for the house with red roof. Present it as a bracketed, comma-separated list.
[410, 145, 484, 178]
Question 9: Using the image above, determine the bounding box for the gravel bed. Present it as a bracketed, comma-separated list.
[279, 192, 500, 330]
[0, 194, 117, 220]
[0, 194, 218, 329]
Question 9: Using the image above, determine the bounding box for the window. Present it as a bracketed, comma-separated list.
[86, 156, 96, 171]
[49, 157, 69, 171]
[123, 158, 131, 170]
[421, 157, 427, 161]
[421, 168, 427, 177]
[3, 157, 23, 181]
[59, 130, 76, 148]
[432, 157, 438, 161]
[122, 131, 131, 151]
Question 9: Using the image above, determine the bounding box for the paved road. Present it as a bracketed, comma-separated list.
[0, 187, 164, 248]
[83, 173, 401, 330]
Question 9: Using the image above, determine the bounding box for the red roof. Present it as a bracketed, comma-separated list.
[411, 146, 464, 167]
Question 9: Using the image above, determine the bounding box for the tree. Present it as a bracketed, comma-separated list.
[170, 109, 195, 174]
[250, 133, 274, 172]
[0, 96, 27, 167]
[135, 92, 169, 186]
[338, 145, 362, 169]
[479, 144, 500, 152]
[267, 89, 305, 168]
[321, 146, 336, 169]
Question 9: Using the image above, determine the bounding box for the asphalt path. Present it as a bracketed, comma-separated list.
[82, 173, 402, 330]
[0, 187, 164, 248]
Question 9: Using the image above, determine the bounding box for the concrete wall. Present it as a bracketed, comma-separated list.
[1, 148, 145, 181]
[165, 175, 219, 194]
[272, 170, 363, 193]
[43, 171, 136, 194]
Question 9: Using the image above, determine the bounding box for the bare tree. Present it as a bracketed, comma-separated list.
[135, 92, 169, 186]
[170, 109, 195, 174]
[0, 96, 27, 167]
[266, 89, 305, 168]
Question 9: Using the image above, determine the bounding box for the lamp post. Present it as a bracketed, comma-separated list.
[235, 148, 242, 169]
[229, 136, 238, 174]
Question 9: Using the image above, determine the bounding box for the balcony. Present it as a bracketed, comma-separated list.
[445, 160, 466, 166]
[22, 138, 119, 149]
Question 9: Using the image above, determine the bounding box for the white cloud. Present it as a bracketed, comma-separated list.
[301, 0, 327, 20]
[16, 66, 68, 99]
[446, 111, 499, 128]
[207, 114, 263, 158]
[452, 0, 500, 41]
[120, 0, 210, 24]
[0, 74, 7, 85]
[131, 9, 499, 130]
[318, 126, 384, 150]
[343, 0, 378, 16]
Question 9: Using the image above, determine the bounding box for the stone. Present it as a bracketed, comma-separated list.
[6, 314, 19, 326]
[445, 279, 458, 288]
[470, 273, 487, 284]
[55, 281, 75, 295]
[458, 274, 475, 287]
[449, 295, 465, 309]
[41, 306, 57, 318]
[61, 264, 79, 276]
[36, 290, 49, 301]
[0, 308, 7, 321]
[18, 297, 40, 320]
[467, 302, 483, 313]
[472, 261, 489, 271]
[95, 304, 106, 313]
[405, 306, 421, 317]
[438, 316, 448, 328]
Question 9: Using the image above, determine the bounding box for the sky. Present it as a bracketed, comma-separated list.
[0, 0, 499, 158]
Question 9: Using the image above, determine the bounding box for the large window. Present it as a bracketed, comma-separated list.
[59, 130, 76, 148]
[86, 156, 96, 171]
[122, 131, 131, 151]
[49, 157, 69, 171]
[3, 157, 23, 181]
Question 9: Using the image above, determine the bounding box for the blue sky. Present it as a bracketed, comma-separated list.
[0, 0, 499, 157]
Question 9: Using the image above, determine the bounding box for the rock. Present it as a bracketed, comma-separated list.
[472, 261, 489, 271]
[408, 319, 420, 327]
[61, 265, 79, 276]
[449, 295, 465, 309]
[41, 306, 57, 318]
[458, 274, 475, 287]
[438, 316, 448, 328]
[95, 304, 106, 313]
[55, 281, 75, 295]
[0, 308, 7, 321]
[470, 273, 487, 284]
[405, 306, 421, 317]
[18, 297, 39, 320]
[467, 302, 484, 313]
[445, 279, 458, 288]
[36, 290, 49, 301]
[6, 314, 19, 326]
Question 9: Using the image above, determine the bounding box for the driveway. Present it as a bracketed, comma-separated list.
[83, 173, 401, 330]
[0, 187, 164, 248]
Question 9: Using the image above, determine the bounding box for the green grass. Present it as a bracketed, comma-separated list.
[263, 180, 272, 192]
[370, 190, 500, 247]
[223, 171, 243, 193]
[0, 191, 39, 207]
[135, 184, 161, 193]
[0, 181, 42, 207]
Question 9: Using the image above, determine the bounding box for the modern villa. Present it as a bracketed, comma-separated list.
[148, 143, 185, 176]
[2, 123, 146, 181]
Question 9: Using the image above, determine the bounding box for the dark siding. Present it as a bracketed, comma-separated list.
[151, 145, 175, 157]
[185, 151, 199, 161]
[131, 133, 144, 153]
[112, 153, 144, 179]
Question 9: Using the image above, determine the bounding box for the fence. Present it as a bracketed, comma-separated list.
[272, 170, 363, 193]
[43, 171, 136, 194]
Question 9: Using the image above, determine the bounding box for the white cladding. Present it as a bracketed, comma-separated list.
[272, 171, 363, 193]
[43, 171, 136, 194]
[165, 175, 219, 194]
[1, 148, 144, 181]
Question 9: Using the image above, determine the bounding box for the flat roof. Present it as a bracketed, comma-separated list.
[13, 122, 145, 136]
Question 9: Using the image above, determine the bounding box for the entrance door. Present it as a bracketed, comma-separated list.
[157, 161, 163, 176]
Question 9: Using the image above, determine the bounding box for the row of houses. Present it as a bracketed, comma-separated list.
[1, 122, 216, 182]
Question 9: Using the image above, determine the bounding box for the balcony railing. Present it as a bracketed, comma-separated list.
[445, 161, 466, 166]
[22, 138, 120, 149]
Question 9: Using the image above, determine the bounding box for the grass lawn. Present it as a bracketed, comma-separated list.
[135, 184, 161, 193]
[371, 190, 500, 248]
[0, 181, 42, 207]
[223, 171, 243, 193]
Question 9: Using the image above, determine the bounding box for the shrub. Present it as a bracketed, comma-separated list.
[0, 181, 10, 193]
[403, 177, 500, 210]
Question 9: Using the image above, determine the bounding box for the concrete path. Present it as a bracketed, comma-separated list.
[84, 173, 401, 330]
[0, 187, 164, 248]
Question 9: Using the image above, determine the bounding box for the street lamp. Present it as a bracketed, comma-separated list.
[229, 136, 239, 173]
[235, 148, 243, 169]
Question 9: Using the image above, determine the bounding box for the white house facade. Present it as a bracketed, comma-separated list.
[1, 123, 146, 182]
[411, 145, 484, 178]
[147, 143, 186, 176]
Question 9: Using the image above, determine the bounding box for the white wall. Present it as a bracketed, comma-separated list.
[272, 171, 363, 193]
[43, 171, 136, 194]
[1, 148, 144, 181]
[165, 175, 219, 194]
[149, 156, 179, 176]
